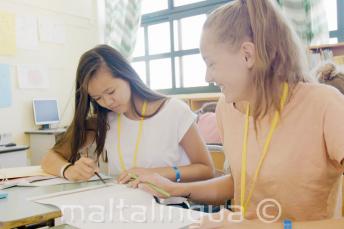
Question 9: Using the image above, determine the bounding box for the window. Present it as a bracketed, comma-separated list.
[131, 0, 230, 94]
[141, 1, 168, 15]
[325, 0, 344, 43]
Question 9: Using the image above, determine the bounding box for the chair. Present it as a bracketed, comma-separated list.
[207, 144, 225, 176]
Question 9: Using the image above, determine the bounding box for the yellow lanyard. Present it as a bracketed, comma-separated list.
[240, 83, 289, 216]
[117, 100, 147, 172]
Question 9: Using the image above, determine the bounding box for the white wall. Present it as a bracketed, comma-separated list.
[0, 0, 101, 157]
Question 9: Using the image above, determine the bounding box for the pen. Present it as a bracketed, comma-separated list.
[128, 173, 171, 198]
[82, 149, 105, 184]
[95, 172, 106, 184]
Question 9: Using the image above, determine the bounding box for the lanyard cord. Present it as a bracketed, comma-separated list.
[240, 83, 289, 216]
[117, 100, 147, 172]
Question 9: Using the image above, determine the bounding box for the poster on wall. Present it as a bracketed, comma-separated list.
[0, 64, 12, 108]
[17, 64, 49, 89]
[16, 15, 38, 50]
[38, 16, 65, 44]
[0, 11, 16, 55]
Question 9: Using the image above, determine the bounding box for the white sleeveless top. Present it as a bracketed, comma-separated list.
[105, 98, 196, 176]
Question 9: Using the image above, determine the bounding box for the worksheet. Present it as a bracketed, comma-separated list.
[32, 184, 204, 229]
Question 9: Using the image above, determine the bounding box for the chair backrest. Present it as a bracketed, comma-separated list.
[207, 145, 225, 176]
[211, 151, 225, 171]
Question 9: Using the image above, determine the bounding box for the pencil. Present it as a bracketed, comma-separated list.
[128, 173, 171, 198]
[95, 172, 106, 184]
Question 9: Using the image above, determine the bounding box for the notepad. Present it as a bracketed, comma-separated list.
[1, 173, 112, 190]
[0, 175, 56, 189]
[0, 166, 51, 179]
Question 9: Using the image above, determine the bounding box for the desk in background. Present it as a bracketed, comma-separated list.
[0, 180, 106, 229]
[25, 128, 66, 165]
[0, 145, 29, 168]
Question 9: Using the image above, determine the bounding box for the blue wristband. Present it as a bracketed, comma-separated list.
[283, 219, 292, 229]
[173, 166, 181, 182]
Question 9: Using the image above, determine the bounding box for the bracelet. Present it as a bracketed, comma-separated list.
[172, 166, 181, 182]
[283, 219, 292, 229]
[60, 163, 72, 179]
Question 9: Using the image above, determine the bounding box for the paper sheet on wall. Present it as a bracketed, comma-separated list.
[17, 64, 49, 89]
[16, 15, 38, 50]
[0, 64, 12, 108]
[38, 16, 65, 44]
[33, 184, 203, 229]
[0, 11, 16, 55]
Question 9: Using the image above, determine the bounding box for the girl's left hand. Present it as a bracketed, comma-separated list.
[117, 167, 155, 184]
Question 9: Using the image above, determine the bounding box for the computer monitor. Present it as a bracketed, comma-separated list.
[32, 98, 60, 130]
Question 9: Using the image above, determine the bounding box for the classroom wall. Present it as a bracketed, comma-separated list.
[0, 0, 101, 151]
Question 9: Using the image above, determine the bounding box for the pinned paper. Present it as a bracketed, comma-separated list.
[38, 16, 65, 44]
[0, 64, 11, 108]
[16, 15, 38, 50]
[0, 11, 16, 55]
[17, 64, 49, 89]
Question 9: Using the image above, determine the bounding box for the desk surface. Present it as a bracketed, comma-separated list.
[25, 128, 67, 135]
[0, 180, 105, 229]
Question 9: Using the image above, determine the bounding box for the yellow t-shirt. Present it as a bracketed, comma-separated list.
[216, 82, 344, 221]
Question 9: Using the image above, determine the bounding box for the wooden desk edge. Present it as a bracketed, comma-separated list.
[0, 210, 61, 229]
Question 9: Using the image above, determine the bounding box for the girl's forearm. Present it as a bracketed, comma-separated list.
[151, 163, 214, 182]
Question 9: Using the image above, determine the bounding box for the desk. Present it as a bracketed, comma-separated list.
[0, 180, 105, 229]
[0, 145, 29, 168]
[25, 129, 66, 165]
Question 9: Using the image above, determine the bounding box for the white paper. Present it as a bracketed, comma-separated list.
[17, 64, 49, 89]
[38, 16, 65, 44]
[33, 184, 203, 228]
[0, 175, 55, 189]
[0, 165, 51, 179]
[16, 15, 38, 50]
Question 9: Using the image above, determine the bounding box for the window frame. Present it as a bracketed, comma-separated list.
[329, 0, 344, 42]
[132, 0, 343, 94]
[132, 0, 230, 95]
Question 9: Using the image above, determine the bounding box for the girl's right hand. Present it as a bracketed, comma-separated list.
[64, 157, 99, 181]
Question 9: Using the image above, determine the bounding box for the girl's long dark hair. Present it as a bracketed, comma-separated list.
[54, 44, 166, 163]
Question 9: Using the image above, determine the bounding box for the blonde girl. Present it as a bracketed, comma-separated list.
[130, 0, 344, 227]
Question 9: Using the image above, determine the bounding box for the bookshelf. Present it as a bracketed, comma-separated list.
[172, 92, 221, 111]
[308, 42, 344, 66]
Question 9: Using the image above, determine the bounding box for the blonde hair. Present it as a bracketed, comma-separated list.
[316, 62, 344, 95]
[204, 0, 311, 121]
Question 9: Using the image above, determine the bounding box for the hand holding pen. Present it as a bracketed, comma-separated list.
[64, 149, 101, 182]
